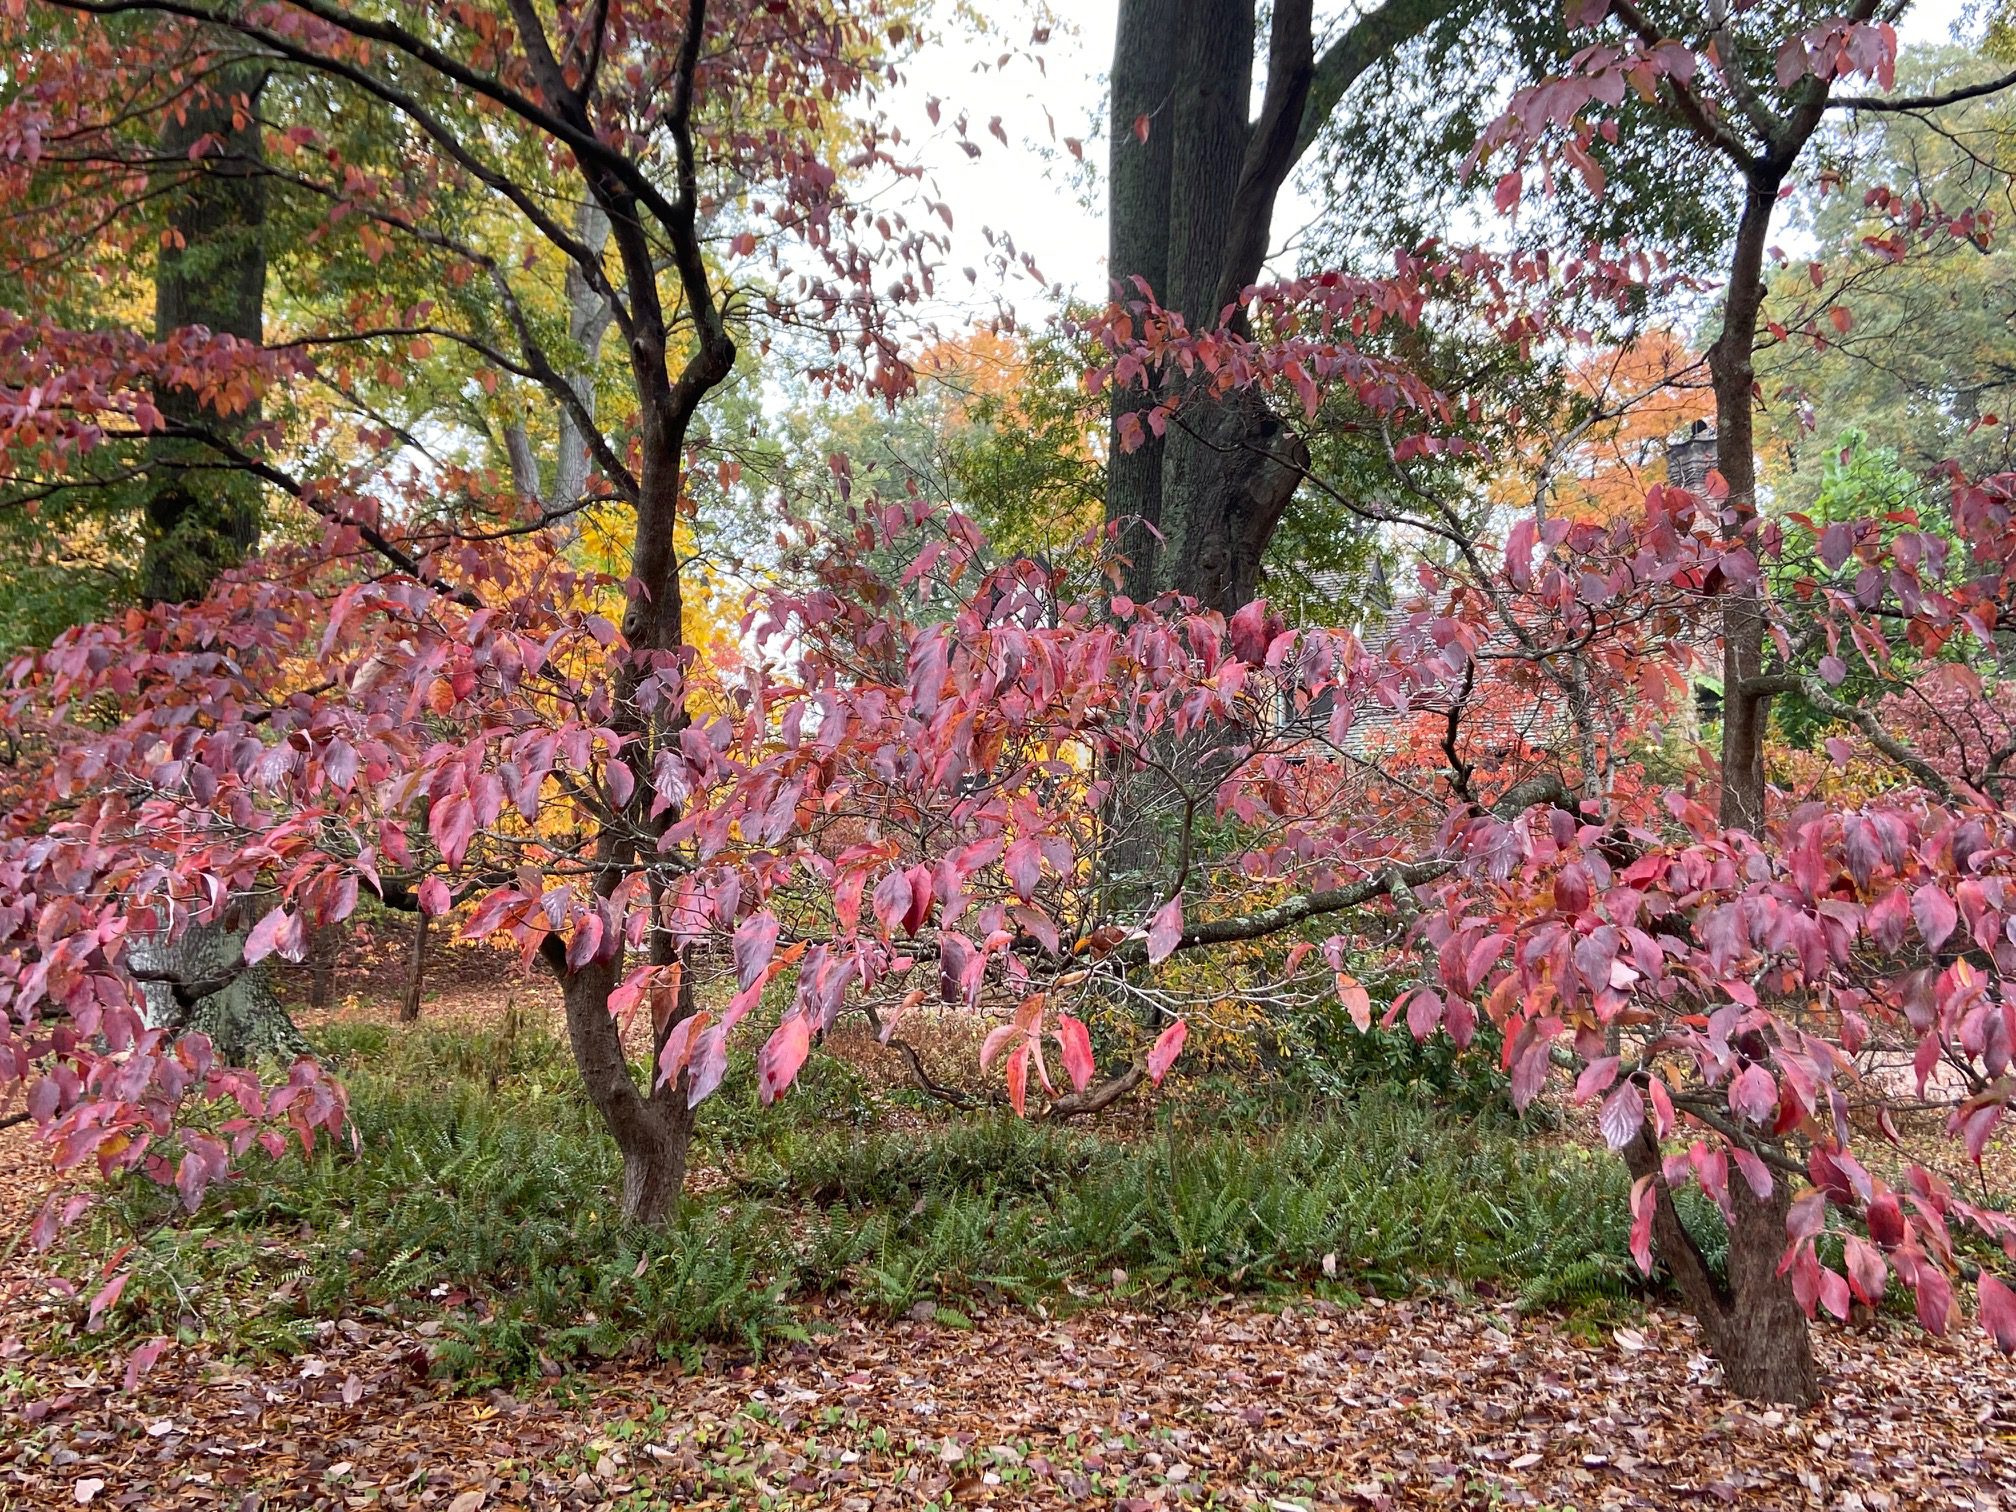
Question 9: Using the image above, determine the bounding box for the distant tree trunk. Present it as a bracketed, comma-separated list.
[128, 922, 313, 1066]
[1105, 0, 1447, 611]
[143, 60, 267, 606]
[307, 925, 341, 1011]
[1106, 0, 1177, 592]
[399, 913, 429, 1023]
[1712, 177, 1778, 837]
[134, 58, 309, 1066]
[504, 202, 614, 544]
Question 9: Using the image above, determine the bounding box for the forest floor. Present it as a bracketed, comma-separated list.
[3, 927, 2014, 1510]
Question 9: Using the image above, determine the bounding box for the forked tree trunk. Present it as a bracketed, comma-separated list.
[1625, 1129, 1819, 1405]
[1104, 0, 1448, 609]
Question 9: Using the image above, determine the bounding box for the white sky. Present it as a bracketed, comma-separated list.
[887, 0, 1978, 329]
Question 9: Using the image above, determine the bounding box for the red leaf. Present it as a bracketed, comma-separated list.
[1913, 1260, 1957, 1335]
[1056, 1014, 1094, 1093]
[1844, 1234, 1887, 1304]
[1649, 1076, 1675, 1138]
[564, 909, 604, 970]
[757, 1014, 811, 1105]
[1913, 884, 1957, 950]
[1146, 1020, 1187, 1086]
[1336, 974, 1372, 1032]
[1979, 1272, 2016, 1352]
[87, 1271, 128, 1332]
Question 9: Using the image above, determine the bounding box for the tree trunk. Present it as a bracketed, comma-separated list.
[399, 912, 429, 1023]
[1106, 0, 1178, 594]
[1711, 176, 1778, 835]
[1159, 385, 1311, 611]
[307, 924, 341, 1011]
[133, 60, 310, 1066]
[559, 950, 694, 1224]
[129, 925, 314, 1066]
[1625, 1129, 1819, 1405]
[144, 60, 267, 606]
[1103, 0, 1446, 611]
[1678, 141, 1828, 1405]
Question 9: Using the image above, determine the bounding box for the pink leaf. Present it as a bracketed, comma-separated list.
[1005, 838, 1042, 902]
[1979, 1272, 2016, 1352]
[1731, 1147, 1774, 1201]
[1913, 885, 1957, 950]
[1056, 1014, 1094, 1093]
[757, 1014, 811, 1105]
[1598, 1080, 1644, 1151]
[123, 1337, 170, 1393]
[980, 1023, 1023, 1071]
[1728, 1063, 1777, 1125]
[1146, 1020, 1187, 1086]
[656, 1012, 708, 1091]
[872, 869, 910, 935]
[733, 910, 780, 992]
[1574, 1056, 1620, 1103]
[242, 906, 292, 966]
[417, 877, 451, 916]
[1146, 895, 1183, 966]
[1628, 1176, 1656, 1275]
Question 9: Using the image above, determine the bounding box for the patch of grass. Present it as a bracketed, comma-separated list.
[59, 1019, 1670, 1384]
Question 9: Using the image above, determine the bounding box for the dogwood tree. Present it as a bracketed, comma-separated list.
[5, 0, 2016, 1414]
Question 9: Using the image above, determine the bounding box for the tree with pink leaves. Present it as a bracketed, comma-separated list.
[3, 0, 2016, 1413]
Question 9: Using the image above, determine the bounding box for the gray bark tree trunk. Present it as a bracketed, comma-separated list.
[505, 202, 614, 544]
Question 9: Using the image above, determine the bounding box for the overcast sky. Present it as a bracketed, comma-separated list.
[885, 0, 1980, 328]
